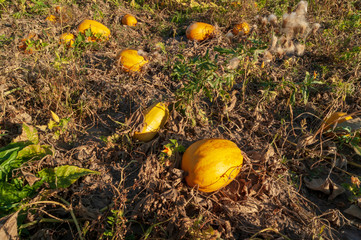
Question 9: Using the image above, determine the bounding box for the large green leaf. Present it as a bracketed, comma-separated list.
[16, 145, 52, 162]
[0, 180, 44, 210]
[38, 165, 99, 189]
[0, 145, 52, 182]
[21, 123, 39, 145]
[0, 142, 28, 159]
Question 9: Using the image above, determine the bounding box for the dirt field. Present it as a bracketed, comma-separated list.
[1, 0, 361, 239]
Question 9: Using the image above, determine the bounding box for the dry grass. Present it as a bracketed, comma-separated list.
[1, 0, 361, 239]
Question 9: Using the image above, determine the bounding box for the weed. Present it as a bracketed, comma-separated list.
[0, 123, 98, 217]
[102, 209, 126, 239]
[171, 49, 237, 124]
[159, 139, 185, 164]
[342, 176, 361, 202]
[47, 111, 71, 140]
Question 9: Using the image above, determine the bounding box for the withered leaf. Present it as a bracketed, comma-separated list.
[0, 211, 19, 240]
[337, 117, 361, 131]
[344, 204, 361, 220]
[297, 134, 317, 149]
[125, 106, 145, 134]
[304, 178, 345, 200]
[21, 170, 40, 186]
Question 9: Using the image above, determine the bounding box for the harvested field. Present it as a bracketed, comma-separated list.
[1, 0, 361, 239]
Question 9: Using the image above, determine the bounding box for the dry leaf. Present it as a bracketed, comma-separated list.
[0, 211, 19, 240]
[21, 170, 40, 186]
[223, 201, 259, 215]
[227, 57, 240, 70]
[344, 204, 361, 220]
[329, 181, 345, 200]
[262, 144, 275, 162]
[297, 134, 317, 149]
[304, 178, 345, 200]
[337, 117, 361, 131]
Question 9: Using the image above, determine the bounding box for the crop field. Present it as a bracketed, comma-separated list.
[1, 0, 361, 239]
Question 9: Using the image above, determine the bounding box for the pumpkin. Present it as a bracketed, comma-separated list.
[78, 19, 110, 41]
[232, 22, 250, 35]
[133, 102, 169, 142]
[117, 49, 148, 72]
[186, 22, 215, 41]
[59, 33, 75, 47]
[45, 14, 57, 23]
[324, 112, 352, 131]
[122, 14, 137, 26]
[181, 139, 243, 193]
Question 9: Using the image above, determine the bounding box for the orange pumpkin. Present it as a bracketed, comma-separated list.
[78, 19, 110, 41]
[232, 22, 250, 35]
[181, 139, 243, 193]
[122, 14, 137, 26]
[117, 49, 148, 72]
[59, 33, 75, 47]
[186, 22, 215, 41]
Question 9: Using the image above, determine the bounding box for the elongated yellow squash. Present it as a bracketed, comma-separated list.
[133, 102, 169, 142]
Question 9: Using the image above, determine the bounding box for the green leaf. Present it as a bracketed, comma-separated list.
[21, 123, 39, 144]
[38, 165, 100, 189]
[0, 144, 52, 181]
[48, 119, 56, 130]
[17, 145, 52, 162]
[351, 142, 361, 156]
[0, 180, 44, 211]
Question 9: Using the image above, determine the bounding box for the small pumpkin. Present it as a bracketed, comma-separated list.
[232, 22, 250, 35]
[133, 102, 169, 142]
[181, 138, 243, 193]
[59, 33, 75, 47]
[122, 14, 137, 26]
[78, 19, 110, 41]
[45, 14, 57, 23]
[186, 22, 215, 41]
[117, 49, 148, 72]
[324, 112, 352, 131]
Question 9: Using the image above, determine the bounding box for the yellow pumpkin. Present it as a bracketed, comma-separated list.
[45, 14, 57, 23]
[78, 19, 110, 41]
[186, 22, 215, 41]
[232, 22, 250, 35]
[59, 33, 75, 47]
[324, 112, 352, 131]
[118, 49, 148, 72]
[122, 14, 137, 26]
[181, 139, 243, 193]
[133, 102, 169, 142]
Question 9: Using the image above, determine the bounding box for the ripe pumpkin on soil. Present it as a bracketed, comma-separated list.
[186, 22, 215, 41]
[181, 139, 243, 193]
[133, 102, 169, 142]
[78, 19, 110, 41]
[324, 112, 352, 131]
[232, 22, 250, 35]
[122, 14, 137, 26]
[59, 33, 75, 47]
[117, 49, 148, 72]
